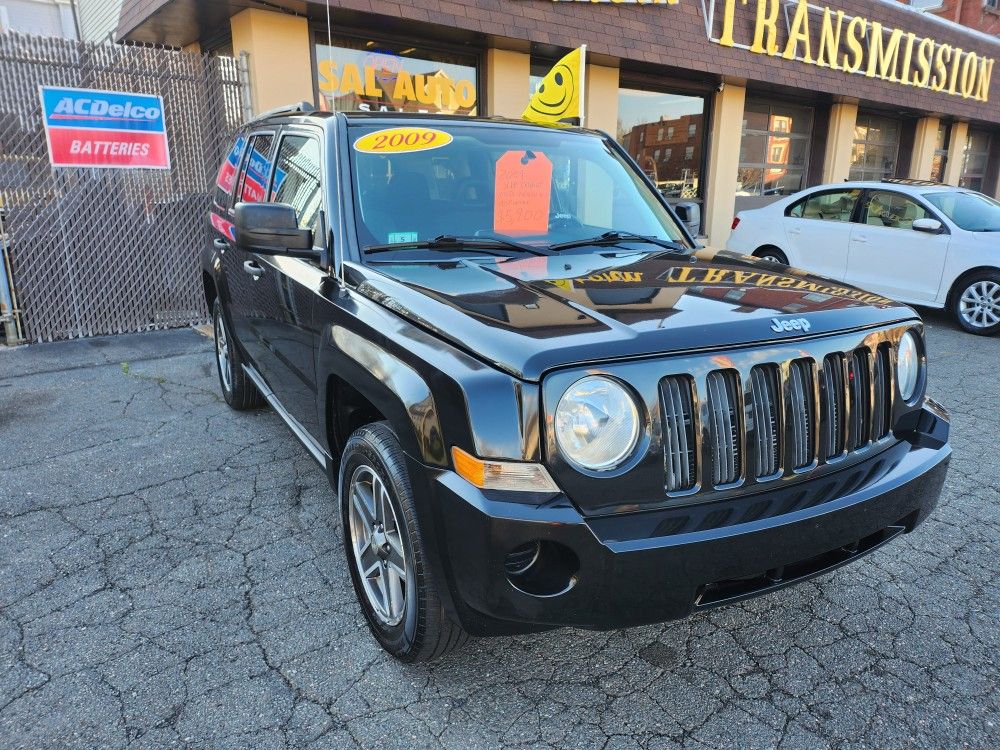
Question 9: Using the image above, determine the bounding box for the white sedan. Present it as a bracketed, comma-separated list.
[726, 180, 1000, 335]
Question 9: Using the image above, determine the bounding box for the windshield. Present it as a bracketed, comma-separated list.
[347, 122, 689, 256]
[923, 191, 1000, 232]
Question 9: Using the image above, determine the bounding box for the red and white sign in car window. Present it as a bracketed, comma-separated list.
[39, 86, 170, 169]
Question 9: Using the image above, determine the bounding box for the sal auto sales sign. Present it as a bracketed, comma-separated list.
[39, 86, 170, 169]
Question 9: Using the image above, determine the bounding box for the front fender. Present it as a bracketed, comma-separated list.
[321, 325, 446, 467]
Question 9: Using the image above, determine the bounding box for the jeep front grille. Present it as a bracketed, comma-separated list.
[658, 335, 898, 496]
[749, 365, 781, 478]
[660, 376, 696, 492]
[706, 370, 743, 486]
[787, 359, 815, 470]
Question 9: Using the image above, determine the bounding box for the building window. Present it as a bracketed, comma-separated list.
[654, 148, 661, 160]
[850, 113, 900, 181]
[688, 123, 696, 138]
[316, 37, 477, 114]
[738, 99, 814, 198]
[930, 122, 950, 183]
[657, 126, 664, 141]
[617, 87, 706, 202]
[959, 129, 992, 192]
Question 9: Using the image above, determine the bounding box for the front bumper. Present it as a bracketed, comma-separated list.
[422, 402, 951, 636]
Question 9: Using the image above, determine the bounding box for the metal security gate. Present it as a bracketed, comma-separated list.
[0, 33, 250, 343]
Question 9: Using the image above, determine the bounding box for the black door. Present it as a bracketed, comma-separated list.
[224, 131, 278, 367]
[249, 131, 327, 441]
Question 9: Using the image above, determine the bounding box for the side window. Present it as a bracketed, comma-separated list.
[237, 134, 275, 204]
[787, 189, 862, 221]
[863, 191, 928, 230]
[269, 135, 322, 233]
[213, 135, 246, 211]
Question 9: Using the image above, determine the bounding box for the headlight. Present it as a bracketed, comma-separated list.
[897, 330, 921, 401]
[554, 376, 641, 471]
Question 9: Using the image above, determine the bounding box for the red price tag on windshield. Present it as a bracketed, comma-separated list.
[493, 150, 552, 236]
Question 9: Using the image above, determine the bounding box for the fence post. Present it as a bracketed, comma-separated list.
[0, 213, 25, 345]
[238, 51, 254, 121]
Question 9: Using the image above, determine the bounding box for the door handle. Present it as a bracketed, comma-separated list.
[243, 260, 264, 279]
[853, 235, 867, 244]
[787, 228, 801, 235]
[213, 238, 228, 250]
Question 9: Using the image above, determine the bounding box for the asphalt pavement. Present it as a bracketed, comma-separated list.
[1, 310, 998, 750]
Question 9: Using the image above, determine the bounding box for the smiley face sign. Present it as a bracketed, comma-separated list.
[522, 47, 583, 124]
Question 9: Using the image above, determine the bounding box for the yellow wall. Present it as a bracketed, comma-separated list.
[943, 121, 969, 186]
[703, 82, 746, 248]
[821, 102, 859, 183]
[910, 117, 940, 181]
[584, 63, 619, 135]
[485, 48, 529, 118]
[230, 9, 313, 115]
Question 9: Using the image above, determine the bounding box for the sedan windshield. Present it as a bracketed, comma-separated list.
[923, 191, 1000, 232]
[347, 122, 690, 257]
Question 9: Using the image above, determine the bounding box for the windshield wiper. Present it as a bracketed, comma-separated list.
[546, 230, 690, 254]
[365, 234, 546, 256]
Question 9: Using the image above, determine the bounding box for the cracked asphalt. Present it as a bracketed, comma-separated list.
[1, 309, 998, 750]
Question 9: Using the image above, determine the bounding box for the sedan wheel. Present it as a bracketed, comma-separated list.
[347, 464, 408, 627]
[951, 272, 1000, 336]
[959, 280, 1000, 330]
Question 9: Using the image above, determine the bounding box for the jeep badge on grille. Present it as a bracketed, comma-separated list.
[771, 317, 812, 333]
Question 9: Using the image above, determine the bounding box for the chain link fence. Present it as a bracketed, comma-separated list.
[0, 33, 250, 343]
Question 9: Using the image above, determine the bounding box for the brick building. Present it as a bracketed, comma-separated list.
[115, 0, 1000, 246]
[901, 0, 1000, 36]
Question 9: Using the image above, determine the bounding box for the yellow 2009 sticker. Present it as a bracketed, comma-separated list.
[353, 127, 453, 154]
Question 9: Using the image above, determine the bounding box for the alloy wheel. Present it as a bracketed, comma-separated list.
[215, 310, 232, 392]
[348, 465, 408, 626]
[959, 280, 1000, 329]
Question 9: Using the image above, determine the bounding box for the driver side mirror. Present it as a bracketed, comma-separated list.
[234, 202, 316, 257]
[912, 217, 944, 234]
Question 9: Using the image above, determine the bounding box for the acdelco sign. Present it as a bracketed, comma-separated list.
[39, 86, 170, 169]
[50, 96, 161, 123]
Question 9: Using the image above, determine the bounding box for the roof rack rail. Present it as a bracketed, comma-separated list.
[249, 101, 316, 122]
[882, 177, 944, 186]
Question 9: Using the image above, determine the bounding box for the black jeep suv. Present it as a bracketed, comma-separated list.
[203, 105, 951, 662]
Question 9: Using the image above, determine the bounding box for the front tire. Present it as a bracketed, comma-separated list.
[213, 298, 264, 409]
[339, 422, 468, 662]
[950, 271, 1000, 336]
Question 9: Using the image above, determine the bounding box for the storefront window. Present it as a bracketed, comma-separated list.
[959, 129, 992, 192]
[315, 38, 477, 115]
[850, 113, 900, 181]
[930, 122, 950, 184]
[737, 100, 813, 198]
[616, 88, 706, 202]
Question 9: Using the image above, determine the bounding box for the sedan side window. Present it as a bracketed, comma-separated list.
[863, 191, 928, 230]
[787, 190, 862, 222]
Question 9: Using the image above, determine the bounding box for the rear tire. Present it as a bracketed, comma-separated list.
[339, 421, 469, 662]
[213, 298, 265, 410]
[753, 246, 788, 265]
[950, 271, 1000, 336]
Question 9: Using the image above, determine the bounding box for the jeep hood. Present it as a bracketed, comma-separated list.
[352, 248, 917, 381]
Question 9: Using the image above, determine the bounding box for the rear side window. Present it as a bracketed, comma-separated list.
[270, 135, 322, 233]
[213, 135, 246, 211]
[237, 134, 275, 204]
[787, 189, 862, 222]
